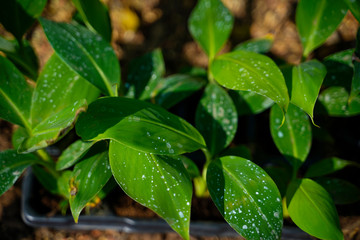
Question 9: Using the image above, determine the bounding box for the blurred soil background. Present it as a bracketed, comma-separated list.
[1, 0, 360, 239]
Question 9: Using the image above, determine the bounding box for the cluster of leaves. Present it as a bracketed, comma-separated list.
[1, 0, 360, 240]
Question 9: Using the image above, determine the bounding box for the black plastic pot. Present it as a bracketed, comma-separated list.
[22, 169, 312, 239]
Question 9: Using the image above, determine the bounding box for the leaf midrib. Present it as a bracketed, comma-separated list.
[0, 88, 32, 133]
[219, 161, 279, 238]
[217, 54, 287, 105]
[55, 22, 115, 96]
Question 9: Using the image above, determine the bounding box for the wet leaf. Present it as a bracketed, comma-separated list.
[315, 177, 360, 205]
[233, 35, 274, 54]
[0, 55, 33, 130]
[286, 178, 343, 240]
[296, 0, 348, 57]
[305, 157, 360, 178]
[210, 50, 289, 119]
[207, 156, 283, 240]
[40, 18, 120, 96]
[291, 60, 327, 124]
[0, 0, 47, 41]
[229, 90, 273, 115]
[196, 83, 237, 156]
[153, 74, 206, 109]
[76, 97, 206, 155]
[56, 140, 95, 170]
[344, 0, 360, 22]
[126, 49, 165, 100]
[323, 49, 354, 90]
[0, 37, 39, 80]
[110, 141, 192, 240]
[0, 150, 38, 196]
[270, 104, 311, 172]
[317, 86, 360, 116]
[71, 0, 112, 42]
[70, 141, 111, 222]
[19, 99, 88, 153]
[19, 54, 100, 153]
[188, 0, 234, 60]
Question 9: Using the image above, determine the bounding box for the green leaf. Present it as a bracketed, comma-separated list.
[76, 97, 206, 155]
[126, 49, 165, 99]
[270, 104, 311, 171]
[153, 74, 206, 109]
[233, 35, 274, 54]
[315, 177, 360, 205]
[56, 140, 95, 170]
[188, 0, 234, 60]
[0, 55, 33, 131]
[350, 29, 360, 102]
[0, 150, 38, 196]
[296, 0, 348, 57]
[71, 0, 112, 42]
[109, 141, 192, 240]
[344, 0, 360, 22]
[210, 50, 289, 119]
[196, 83, 237, 156]
[0, 0, 47, 41]
[18, 54, 100, 153]
[12, 127, 28, 150]
[317, 86, 360, 116]
[207, 156, 283, 240]
[180, 156, 200, 179]
[229, 90, 273, 115]
[0, 37, 38, 80]
[264, 166, 292, 198]
[305, 157, 360, 178]
[286, 178, 343, 240]
[39, 18, 120, 96]
[323, 49, 354, 90]
[70, 141, 111, 222]
[290, 60, 327, 124]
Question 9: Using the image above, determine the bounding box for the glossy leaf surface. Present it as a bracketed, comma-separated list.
[76, 97, 206, 155]
[229, 90, 273, 115]
[233, 35, 274, 54]
[286, 178, 343, 240]
[56, 140, 95, 170]
[270, 104, 311, 171]
[210, 51, 289, 116]
[71, 0, 112, 42]
[40, 18, 120, 96]
[305, 157, 359, 178]
[0, 0, 47, 41]
[207, 156, 283, 240]
[0, 150, 38, 196]
[291, 60, 326, 123]
[188, 0, 234, 60]
[181, 156, 200, 179]
[196, 83, 237, 156]
[110, 141, 192, 240]
[153, 74, 206, 109]
[70, 142, 111, 222]
[318, 87, 360, 116]
[315, 177, 360, 205]
[0, 55, 33, 130]
[126, 49, 165, 100]
[344, 0, 360, 22]
[296, 0, 348, 56]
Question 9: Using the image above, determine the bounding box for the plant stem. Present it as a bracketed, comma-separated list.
[194, 148, 213, 198]
[35, 149, 59, 178]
